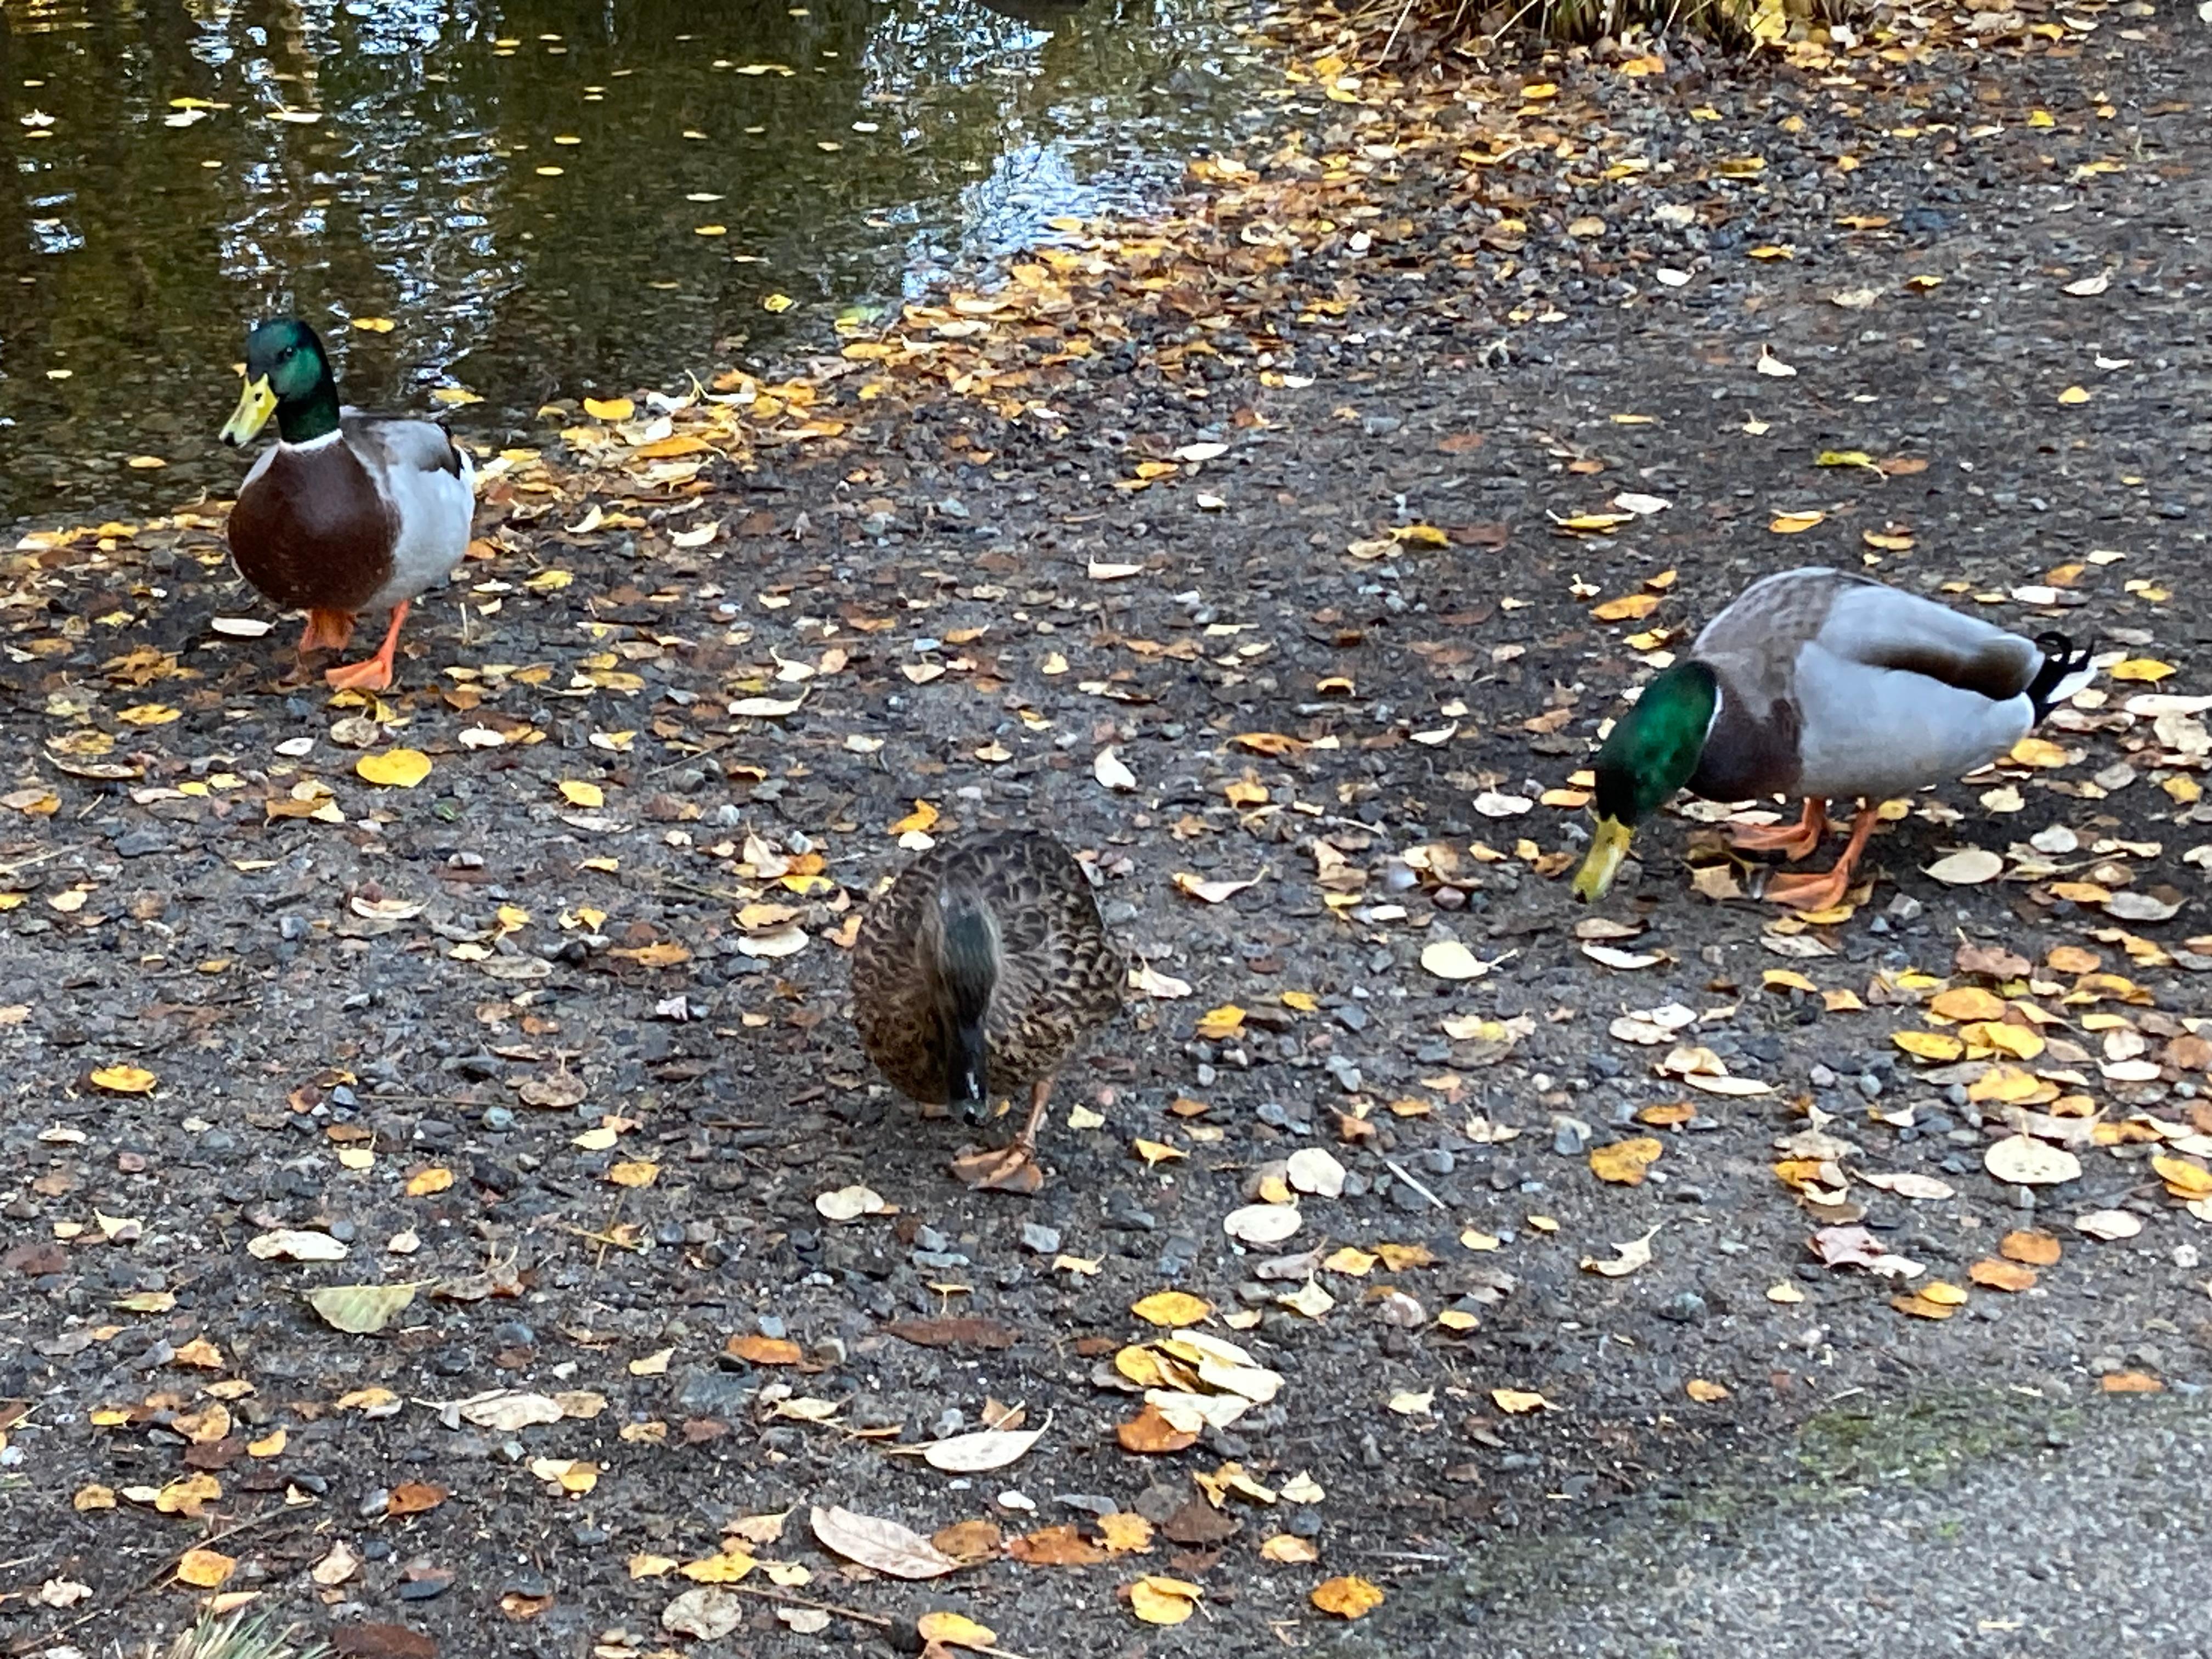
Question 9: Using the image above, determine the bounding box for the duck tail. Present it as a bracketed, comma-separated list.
[2025, 631, 2096, 723]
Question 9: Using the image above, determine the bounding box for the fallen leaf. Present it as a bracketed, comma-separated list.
[356, 748, 433, 788]
[306, 1283, 417, 1335]
[918, 1426, 1045, 1474]
[1984, 1136, 2081, 1186]
[1420, 940, 1490, 980]
[1311, 1576, 1386, 1619]
[916, 1611, 998, 1651]
[1926, 848, 2004, 885]
[1580, 1228, 1658, 1278]
[2000, 1230, 2062, 1266]
[174, 1548, 236, 1589]
[1129, 1575, 1202, 1626]
[1130, 1291, 1211, 1328]
[810, 1506, 960, 1579]
[1588, 1137, 1662, 1186]
[1969, 1258, 2037, 1291]
[2076, 1209, 2142, 1241]
[89, 1064, 157, 1094]
[1491, 1388, 1551, 1414]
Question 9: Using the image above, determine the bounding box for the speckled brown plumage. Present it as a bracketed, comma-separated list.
[850, 830, 1123, 1107]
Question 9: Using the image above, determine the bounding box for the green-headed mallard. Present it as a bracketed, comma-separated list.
[219, 318, 475, 691]
[1573, 567, 2093, 911]
[851, 830, 1125, 1193]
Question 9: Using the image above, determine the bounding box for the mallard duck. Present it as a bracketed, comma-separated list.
[1573, 567, 2094, 911]
[851, 830, 1125, 1193]
[219, 317, 475, 691]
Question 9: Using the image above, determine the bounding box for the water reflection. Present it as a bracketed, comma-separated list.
[0, 0, 1252, 521]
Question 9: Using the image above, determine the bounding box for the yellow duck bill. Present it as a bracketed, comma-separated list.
[1572, 816, 1633, 902]
[219, 375, 279, 445]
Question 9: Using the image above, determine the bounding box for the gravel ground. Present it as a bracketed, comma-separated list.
[3, 7, 2210, 1657]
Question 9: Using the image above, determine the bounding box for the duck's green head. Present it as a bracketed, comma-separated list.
[1572, 660, 1718, 902]
[221, 318, 340, 446]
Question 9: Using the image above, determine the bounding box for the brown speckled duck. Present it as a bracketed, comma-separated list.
[851, 830, 1125, 1194]
[219, 318, 475, 691]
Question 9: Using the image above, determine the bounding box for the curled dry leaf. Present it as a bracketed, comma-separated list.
[662, 1587, 744, 1640]
[1970, 1257, 2037, 1291]
[815, 1184, 890, 1222]
[1128, 1575, 1203, 1626]
[247, 1228, 348, 1262]
[1579, 1227, 1658, 1278]
[1311, 1575, 1386, 1620]
[810, 1505, 961, 1579]
[1093, 746, 1138, 792]
[916, 1611, 998, 1651]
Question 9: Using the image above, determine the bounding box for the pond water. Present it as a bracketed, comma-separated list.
[0, 0, 1261, 523]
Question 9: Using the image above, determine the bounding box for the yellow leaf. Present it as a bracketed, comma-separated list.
[1310, 1576, 1386, 1619]
[175, 1548, 236, 1588]
[351, 317, 397, 334]
[1920, 1280, 1968, 1306]
[1892, 1030, 1965, 1062]
[889, 799, 940, 834]
[1194, 1003, 1245, 1040]
[1928, 986, 2006, 1022]
[117, 703, 181, 726]
[558, 780, 605, 808]
[2008, 736, 2069, 768]
[608, 1160, 661, 1188]
[1390, 523, 1450, 547]
[1815, 450, 1877, 468]
[89, 1064, 157, 1094]
[1129, 1576, 1201, 1625]
[1130, 1291, 1211, 1328]
[1863, 529, 1915, 551]
[1685, 1379, 1731, 1403]
[1588, 1137, 1663, 1186]
[1261, 1532, 1320, 1563]
[679, 1550, 758, 1583]
[1762, 969, 1818, 994]
[356, 748, 432, 788]
[1491, 1387, 1551, 1414]
[762, 292, 796, 313]
[2057, 385, 2091, 405]
[2109, 659, 2175, 683]
[2153, 1155, 2212, 1199]
[1769, 510, 1825, 534]
[916, 1612, 998, 1650]
[74, 1483, 116, 1511]
[1590, 592, 1661, 622]
[1132, 1138, 1186, 1167]
[404, 1166, 453, 1197]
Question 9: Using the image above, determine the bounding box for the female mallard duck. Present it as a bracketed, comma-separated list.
[1573, 567, 2093, 911]
[852, 830, 1125, 1193]
[219, 317, 475, 691]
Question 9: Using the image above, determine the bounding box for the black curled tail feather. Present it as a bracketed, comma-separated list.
[2025, 631, 2094, 724]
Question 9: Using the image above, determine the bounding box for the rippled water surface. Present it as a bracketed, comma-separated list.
[0, 0, 1259, 520]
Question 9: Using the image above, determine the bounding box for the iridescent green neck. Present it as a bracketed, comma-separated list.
[276, 363, 342, 443]
[1592, 661, 1718, 826]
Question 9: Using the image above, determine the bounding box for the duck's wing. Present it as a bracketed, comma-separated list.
[962, 832, 1125, 1084]
[851, 842, 954, 1102]
[1815, 580, 2041, 698]
[341, 414, 476, 605]
[1791, 582, 2049, 800]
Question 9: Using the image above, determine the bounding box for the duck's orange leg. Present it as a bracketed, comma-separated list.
[950, 1076, 1052, 1195]
[1729, 797, 1829, 860]
[298, 608, 356, 656]
[1763, 803, 1879, 912]
[324, 600, 410, 692]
